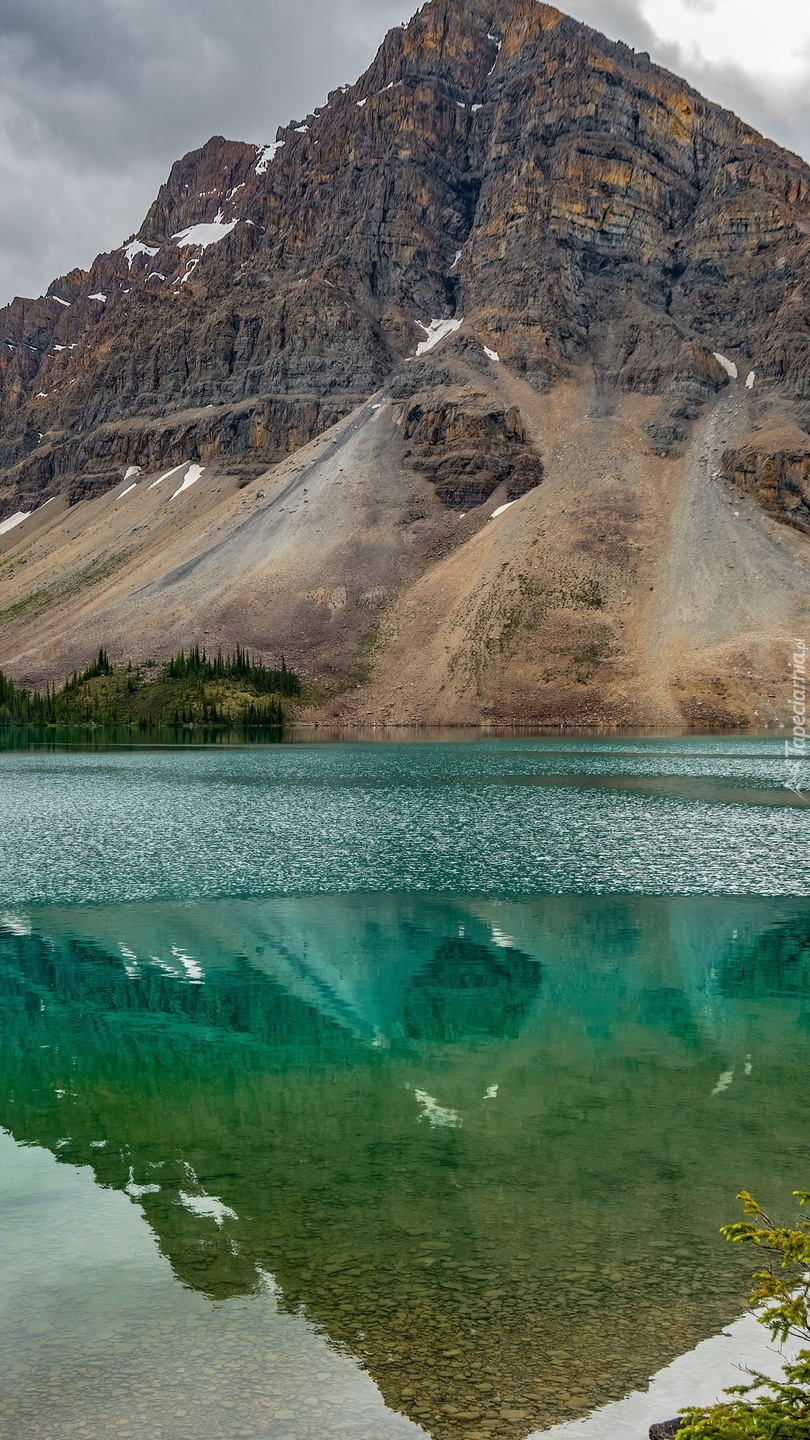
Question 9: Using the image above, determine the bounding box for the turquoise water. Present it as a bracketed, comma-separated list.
[0, 737, 808, 902]
[1, 739, 809, 1440]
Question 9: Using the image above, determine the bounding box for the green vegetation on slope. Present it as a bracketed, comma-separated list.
[164, 644, 299, 696]
[0, 647, 301, 731]
[680, 1190, 810, 1439]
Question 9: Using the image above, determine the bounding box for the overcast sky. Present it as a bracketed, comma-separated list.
[0, 0, 808, 307]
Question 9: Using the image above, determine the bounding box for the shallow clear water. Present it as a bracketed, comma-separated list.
[1, 739, 809, 1440]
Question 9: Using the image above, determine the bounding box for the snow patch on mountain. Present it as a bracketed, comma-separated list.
[173, 212, 238, 249]
[415, 317, 463, 355]
[0, 511, 30, 536]
[149, 462, 187, 491]
[255, 141, 284, 173]
[713, 352, 738, 379]
[170, 463, 205, 499]
[123, 240, 159, 270]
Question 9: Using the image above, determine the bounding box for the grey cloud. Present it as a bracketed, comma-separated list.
[0, 0, 407, 304]
[565, 0, 810, 159]
[0, 0, 808, 307]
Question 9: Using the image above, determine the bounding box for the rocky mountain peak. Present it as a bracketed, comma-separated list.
[138, 135, 259, 245]
[1, 0, 809, 733]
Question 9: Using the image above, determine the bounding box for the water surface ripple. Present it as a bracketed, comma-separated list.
[0, 738, 808, 905]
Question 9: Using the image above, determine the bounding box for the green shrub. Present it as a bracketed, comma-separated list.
[679, 1191, 810, 1439]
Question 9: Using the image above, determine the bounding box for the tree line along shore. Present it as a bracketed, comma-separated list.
[0, 646, 302, 732]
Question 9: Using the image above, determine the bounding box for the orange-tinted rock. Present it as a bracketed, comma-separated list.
[2, 0, 810, 519]
[402, 387, 543, 508]
[722, 435, 810, 531]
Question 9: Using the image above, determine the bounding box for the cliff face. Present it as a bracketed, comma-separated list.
[722, 428, 810, 530]
[2, 0, 810, 517]
[2, 0, 810, 731]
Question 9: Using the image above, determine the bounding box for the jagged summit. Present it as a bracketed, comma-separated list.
[1, 0, 809, 728]
[2, 0, 809, 513]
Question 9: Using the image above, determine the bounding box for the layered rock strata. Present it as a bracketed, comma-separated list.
[402, 388, 544, 508]
[3, 0, 810, 519]
[722, 433, 810, 531]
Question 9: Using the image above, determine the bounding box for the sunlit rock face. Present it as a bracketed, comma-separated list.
[3, 894, 810, 1439]
[722, 430, 810, 529]
[2, 0, 810, 514]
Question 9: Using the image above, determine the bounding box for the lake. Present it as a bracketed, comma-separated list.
[1, 737, 809, 1440]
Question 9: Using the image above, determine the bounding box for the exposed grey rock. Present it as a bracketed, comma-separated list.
[3, 0, 810, 519]
[650, 1421, 682, 1440]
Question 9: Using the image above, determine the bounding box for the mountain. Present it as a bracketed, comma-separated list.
[1, 0, 809, 727]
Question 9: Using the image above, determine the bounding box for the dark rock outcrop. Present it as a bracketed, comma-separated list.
[645, 417, 687, 457]
[2, 0, 810, 519]
[649, 1422, 682, 1440]
[722, 432, 810, 531]
[402, 389, 544, 507]
[5, 396, 354, 506]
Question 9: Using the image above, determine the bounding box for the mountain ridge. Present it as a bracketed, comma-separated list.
[2, 0, 810, 514]
[1, 0, 809, 727]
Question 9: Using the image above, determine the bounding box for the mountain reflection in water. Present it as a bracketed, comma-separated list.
[2, 894, 810, 1440]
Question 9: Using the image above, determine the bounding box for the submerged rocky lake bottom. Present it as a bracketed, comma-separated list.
[0, 738, 808, 1440]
